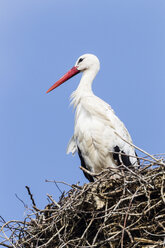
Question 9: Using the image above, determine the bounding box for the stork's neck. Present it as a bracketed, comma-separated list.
[70, 68, 98, 108]
[77, 68, 97, 93]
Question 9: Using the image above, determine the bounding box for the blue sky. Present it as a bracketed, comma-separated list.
[0, 0, 165, 221]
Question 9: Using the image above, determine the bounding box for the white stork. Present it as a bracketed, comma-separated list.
[47, 54, 139, 181]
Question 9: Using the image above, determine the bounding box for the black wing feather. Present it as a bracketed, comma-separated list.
[78, 147, 94, 182]
[113, 145, 132, 167]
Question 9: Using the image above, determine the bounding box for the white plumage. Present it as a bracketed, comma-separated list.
[47, 54, 139, 181]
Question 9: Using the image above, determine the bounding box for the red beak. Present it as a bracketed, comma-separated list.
[46, 66, 80, 93]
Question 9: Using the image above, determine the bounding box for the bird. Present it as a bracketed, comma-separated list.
[46, 54, 139, 182]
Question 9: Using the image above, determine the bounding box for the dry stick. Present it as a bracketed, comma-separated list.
[76, 217, 94, 247]
[45, 179, 81, 189]
[25, 186, 39, 211]
[144, 229, 165, 237]
[80, 165, 122, 179]
[140, 163, 155, 172]
[120, 188, 139, 248]
[15, 194, 28, 209]
[104, 200, 109, 223]
[161, 173, 165, 204]
[54, 222, 64, 245]
[144, 200, 162, 215]
[80, 217, 94, 240]
[0, 220, 26, 233]
[53, 180, 63, 194]
[60, 238, 93, 248]
[114, 131, 165, 165]
[0, 222, 18, 248]
[0, 244, 13, 248]
[0, 217, 14, 235]
[120, 163, 154, 189]
[37, 225, 65, 248]
[80, 166, 103, 178]
[94, 231, 122, 246]
[134, 237, 163, 245]
[47, 194, 60, 208]
[110, 151, 156, 165]
[20, 221, 57, 246]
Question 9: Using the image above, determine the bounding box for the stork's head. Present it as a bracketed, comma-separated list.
[46, 54, 100, 93]
[75, 54, 100, 72]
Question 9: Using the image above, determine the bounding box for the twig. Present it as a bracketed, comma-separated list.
[25, 186, 39, 211]
[15, 194, 28, 208]
[46, 194, 60, 208]
[114, 131, 165, 166]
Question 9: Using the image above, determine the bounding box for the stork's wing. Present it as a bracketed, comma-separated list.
[80, 96, 138, 167]
[66, 136, 77, 155]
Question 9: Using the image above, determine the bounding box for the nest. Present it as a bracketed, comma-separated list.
[1, 156, 165, 248]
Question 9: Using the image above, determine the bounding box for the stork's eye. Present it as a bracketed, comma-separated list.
[78, 58, 84, 64]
